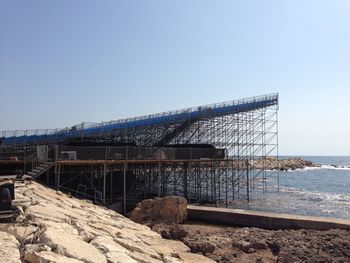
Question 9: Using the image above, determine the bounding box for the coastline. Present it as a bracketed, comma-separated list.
[129, 194, 350, 262]
[1, 157, 349, 262]
[153, 221, 350, 263]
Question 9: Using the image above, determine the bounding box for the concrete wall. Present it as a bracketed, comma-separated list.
[187, 205, 350, 231]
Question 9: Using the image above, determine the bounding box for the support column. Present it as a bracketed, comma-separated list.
[184, 163, 188, 200]
[246, 160, 250, 203]
[57, 164, 61, 191]
[110, 167, 113, 203]
[123, 162, 127, 215]
[54, 164, 57, 188]
[46, 171, 49, 185]
[158, 162, 161, 197]
[103, 163, 107, 204]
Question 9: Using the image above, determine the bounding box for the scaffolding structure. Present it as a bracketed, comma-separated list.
[0, 93, 279, 212]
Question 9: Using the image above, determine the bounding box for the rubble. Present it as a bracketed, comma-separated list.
[154, 223, 350, 263]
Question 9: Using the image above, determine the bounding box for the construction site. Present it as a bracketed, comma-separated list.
[0, 93, 279, 214]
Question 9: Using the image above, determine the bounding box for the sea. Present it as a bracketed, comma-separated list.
[231, 156, 350, 220]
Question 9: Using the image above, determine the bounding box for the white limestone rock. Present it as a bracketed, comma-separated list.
[0, 182, 215, 263]
[39, 228, 107, 263]
[0, 230, 21, 263]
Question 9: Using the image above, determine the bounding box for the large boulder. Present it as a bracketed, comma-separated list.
[129, 196, 187, 226]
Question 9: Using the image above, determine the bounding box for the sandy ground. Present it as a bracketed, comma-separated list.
[152, 222, 350, 263]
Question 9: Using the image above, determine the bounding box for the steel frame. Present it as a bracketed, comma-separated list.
[0, 95, 279, 211]
[47, 102, 278, 210]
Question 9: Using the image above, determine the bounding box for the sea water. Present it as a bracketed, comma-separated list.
[230, 156, 350, 220]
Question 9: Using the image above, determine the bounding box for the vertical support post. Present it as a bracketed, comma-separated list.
[213, 162, 217, 207]
[276, 107, 280, 191]
[205, 164, 208, 201]
[144, 164, 147, 199]
[158, 162, 161, 197]
[194, 163, 197, 201]
[23, 151, 26, 174]
[110, 166, 113, 203]
[246, 160, 249, 203]
[225, 163, 228, 208]
[54, 144, 58, 162]
[57, 164, 61, 191]
[231, 159, 235, 201]
[103, 163, 107, 204]
[173, 163, 176, 195]
[184, 162, 188, 200]
[46, 171, 49, 185]
[123, 162, 127, 215]
[54, 164, 57, 188]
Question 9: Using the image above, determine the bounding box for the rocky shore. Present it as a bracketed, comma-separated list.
[129, 197, 350, 262]
[0, 181, 213, 263]
[152, 223, 350, 263]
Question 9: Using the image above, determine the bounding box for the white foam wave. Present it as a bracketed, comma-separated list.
[318, 164, 350, 170]
[289, 164, 350, 172]
[279, 187, 350, 204]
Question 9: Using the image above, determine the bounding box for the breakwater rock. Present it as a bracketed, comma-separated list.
[0, 181, 214, 263]
[130, 196, 187, 227]
[251, 157, 315, 171]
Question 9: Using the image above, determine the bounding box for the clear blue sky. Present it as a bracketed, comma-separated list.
[1, 1, 349, 155]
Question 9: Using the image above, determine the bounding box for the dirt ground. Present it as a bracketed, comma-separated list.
[152, 222, 350, 263]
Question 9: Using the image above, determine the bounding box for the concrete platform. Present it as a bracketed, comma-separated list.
[187, 205, 350, 231]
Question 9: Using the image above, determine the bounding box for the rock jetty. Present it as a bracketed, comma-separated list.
[0, 181, 214, 263]
[251, 157, 315, 171]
